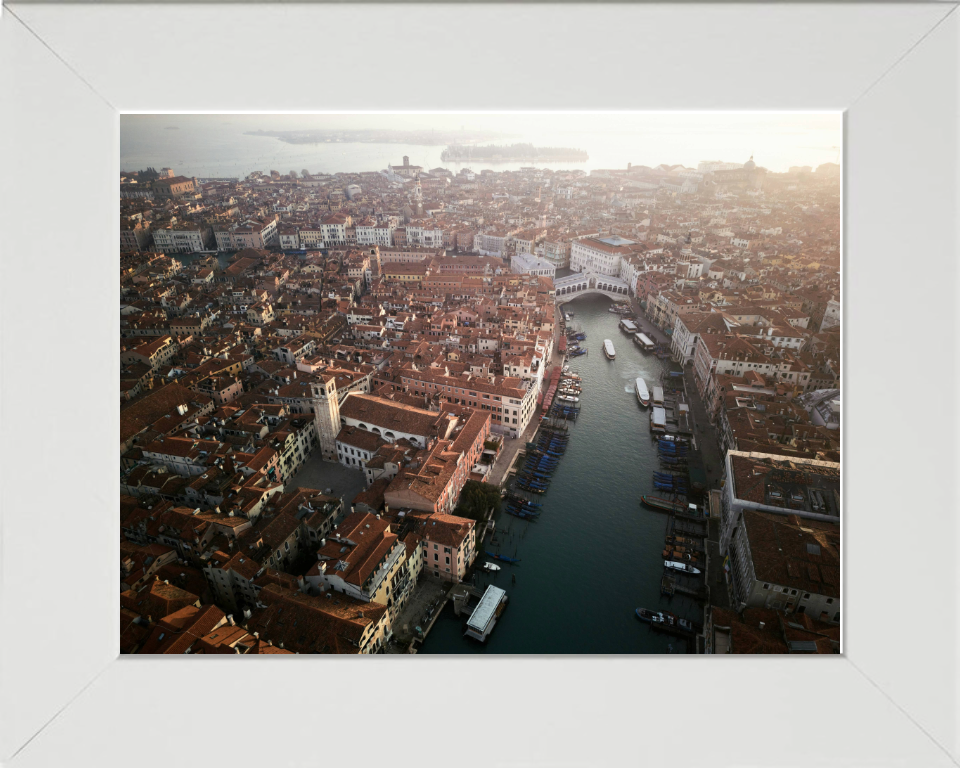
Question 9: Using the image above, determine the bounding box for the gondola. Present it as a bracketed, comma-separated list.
[485, 552, 521, 564]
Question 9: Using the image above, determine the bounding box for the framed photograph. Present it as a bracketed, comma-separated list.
[1, 3, 956, 767]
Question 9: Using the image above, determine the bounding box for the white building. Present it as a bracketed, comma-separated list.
[356, 224, 394, 247]
[570, 235, 638, 278]
[820, 299, 841, 331]
[152, 224, 213, 254]
[511, 251, 556, 278]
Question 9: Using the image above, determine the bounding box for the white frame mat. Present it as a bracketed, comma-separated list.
[0, 4, 957, 767]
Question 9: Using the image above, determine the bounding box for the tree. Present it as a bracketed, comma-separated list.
[454, 480, 501, 522]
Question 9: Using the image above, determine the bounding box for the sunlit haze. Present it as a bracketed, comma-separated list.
[122, 113, 841, 179]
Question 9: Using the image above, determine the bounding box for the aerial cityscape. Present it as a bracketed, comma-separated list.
[120, 114, 841, 655]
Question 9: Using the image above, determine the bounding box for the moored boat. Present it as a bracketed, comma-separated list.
[634, 332, 656, 351]
[485, 551, 521, 564]
[635, 377, 650, 406]
[557, 394, 579, 403]
[652, 386, 664, 406]
[651, 406, 667, 432]
[635, 607, 666, 624]
[664, 560, 701, 575]
[603, 339, 616, 359]
[481, 562, 502, 572]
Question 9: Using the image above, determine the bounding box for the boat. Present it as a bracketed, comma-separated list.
[641, 495, 689, 514]
[557, 395, 579, 403]
[567, 311, 574, 317]
[651, 406, 667, 432]
[664, 560, 702, 575]
[602, 339, 616, 359]
[660, 435, 688, 444]
[608, 306, 621, 314]
[635, 608, 666, 624]
[619, 318, 638, 334]
[485, 551, 521, 564]
[563, 313, 571, 321]
[635, 377, 650, 406]
[635, 332, 656, 351]
[481, 562, 501, 573]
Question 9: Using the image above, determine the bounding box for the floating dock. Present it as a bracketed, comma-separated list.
[463, 585, 508, 642]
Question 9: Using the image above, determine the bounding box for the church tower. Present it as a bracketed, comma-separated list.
[310, 375, 342, 462]
[413, 171, 423, 217]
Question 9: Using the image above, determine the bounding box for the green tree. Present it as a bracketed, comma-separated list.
[454, 480, 501, 522]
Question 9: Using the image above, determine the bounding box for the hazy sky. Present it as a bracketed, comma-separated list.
[125, 112, 839, 138]
[121, 113, 842, 175]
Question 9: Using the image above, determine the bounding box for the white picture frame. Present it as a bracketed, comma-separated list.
[0, 3, 957, 767]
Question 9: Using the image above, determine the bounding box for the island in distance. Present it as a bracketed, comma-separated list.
[245, 128, 507, 146]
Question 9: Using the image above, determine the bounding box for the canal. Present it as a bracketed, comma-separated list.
[420, 293, 700, 654]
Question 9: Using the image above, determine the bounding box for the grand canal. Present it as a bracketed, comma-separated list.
[420, 293, 700, 654]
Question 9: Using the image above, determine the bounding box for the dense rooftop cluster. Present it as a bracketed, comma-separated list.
[120, 155, 840, 654]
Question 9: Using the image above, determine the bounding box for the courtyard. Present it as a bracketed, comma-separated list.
[285, 451, 369, 512]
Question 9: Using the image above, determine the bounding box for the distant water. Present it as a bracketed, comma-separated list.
[120, 116, 841, 178]
[419, 294, 698, 655]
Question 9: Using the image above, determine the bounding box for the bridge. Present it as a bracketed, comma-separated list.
[554, 271, 632, 302]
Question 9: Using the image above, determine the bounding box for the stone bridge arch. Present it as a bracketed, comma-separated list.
[554, 270, 632, 303]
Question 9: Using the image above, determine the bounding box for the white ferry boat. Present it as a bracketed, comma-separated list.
[635, 377, 650, 406]
[634, 332, 656, 351]
[603, 339, 616, 359]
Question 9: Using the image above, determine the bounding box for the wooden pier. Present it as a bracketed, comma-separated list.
[669, 516, 709, 538]
[661, 573, 710, 603]
[648, 619, 702, 643]
[451, 584, 486, 617]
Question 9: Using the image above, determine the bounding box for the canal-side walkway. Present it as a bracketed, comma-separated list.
[487, 412, 542, 488]
[388, 577, 454, 653]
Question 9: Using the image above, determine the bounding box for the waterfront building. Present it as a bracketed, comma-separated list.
[719, 451, 841, 625]
[405, 511, 477, 582]
[570, 235, 643, 278]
